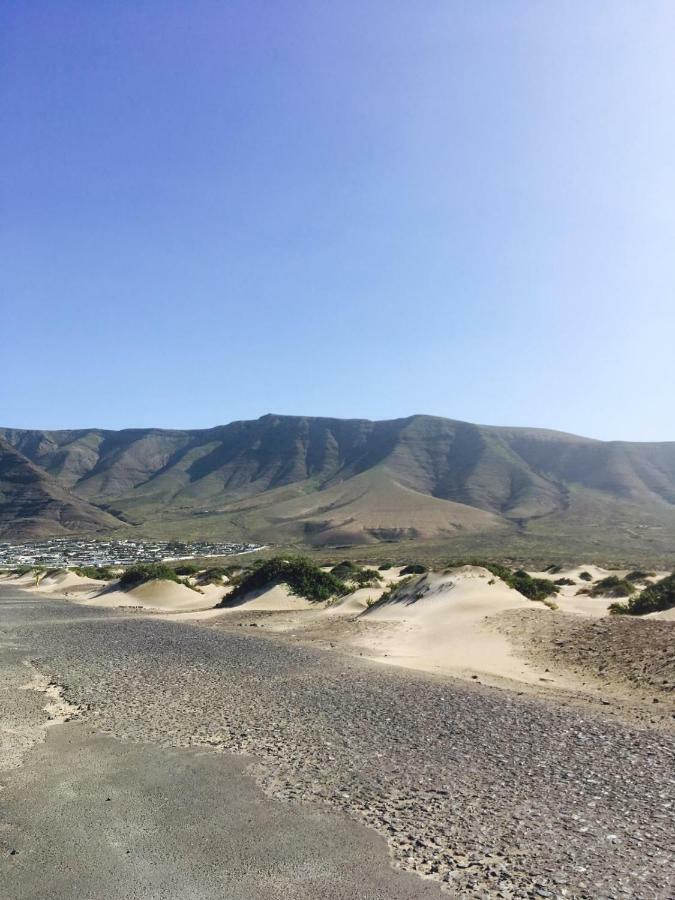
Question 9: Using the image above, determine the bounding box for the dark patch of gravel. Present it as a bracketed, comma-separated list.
[7, 599, 675, 900]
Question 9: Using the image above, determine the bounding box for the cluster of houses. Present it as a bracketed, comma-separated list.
[0, 537, 262, 568]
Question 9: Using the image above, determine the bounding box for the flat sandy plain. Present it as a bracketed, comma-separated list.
[1, 581, 674, 899]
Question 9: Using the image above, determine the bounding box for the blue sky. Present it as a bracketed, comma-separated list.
[3, 2, 675, 439]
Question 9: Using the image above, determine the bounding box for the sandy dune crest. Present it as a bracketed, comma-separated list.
[355, 566, 551, 682]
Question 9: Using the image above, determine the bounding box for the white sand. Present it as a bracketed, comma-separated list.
[80, 580, 224, 612]
[36, 571, 105, 594]
[221, 583, 319, 611]
[329, 588, 379, 616]
[648, 607, 675, 620]
[527, 565, 672, 617]
[354, 566, 555, 685]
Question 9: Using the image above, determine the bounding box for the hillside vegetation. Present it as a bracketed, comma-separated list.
[220, 557, 348, 605]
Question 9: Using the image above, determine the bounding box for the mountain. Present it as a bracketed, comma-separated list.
[2, 415, 675, 559]
[0, 437, 125, 539]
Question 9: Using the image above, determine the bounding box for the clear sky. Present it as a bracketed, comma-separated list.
[3, 2, 675, 440]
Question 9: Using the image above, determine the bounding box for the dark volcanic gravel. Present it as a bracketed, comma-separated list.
[4, 593, 675, 899]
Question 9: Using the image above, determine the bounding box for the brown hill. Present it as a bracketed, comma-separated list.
[0, 437, 125, 538]
[3, 415, 675, 556]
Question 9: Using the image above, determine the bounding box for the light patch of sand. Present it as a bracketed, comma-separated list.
[550, 588, 616, 617]
[351, 566, 557, 685]
[648, 607, 675, 620]
[81, 580, 223, 612]
[329, 588, 379, 616]
[221, 583, 320, 611]
[37, 571, 106, 595]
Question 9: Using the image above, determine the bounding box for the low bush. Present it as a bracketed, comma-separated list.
[196, 566, 230, 585]
[220, 557, 347, 605]
[352, 568, 382, 587]
[554, 577, 575, 586]
[330, 560, 361, 579]
[445, 559, 558, 602]
[400, 563, 427, 575]
[508, 572, 559, 602]
[72, 565, 115, 581]
[330, 561, 382, 587]
[119, 563, 182, 588]
[578, 571, 593, 581]
[624, 570, 655, 584]
[173, 563, 199, 576]
[378, 563, 392, 571]
[589, 576, 636, 598]
[610, 572, 675, 615]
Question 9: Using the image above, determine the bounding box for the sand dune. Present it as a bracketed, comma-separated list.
[351, 566, 553, 683]
[527, 565, 671, 616]
[219, 583, 319, 611]
[329, 587, 379, 615]
[81, 580, 223, 612]
[37, 570, 105, 593]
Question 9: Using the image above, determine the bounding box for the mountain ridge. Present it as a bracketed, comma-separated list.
[2, 414, 675, 556]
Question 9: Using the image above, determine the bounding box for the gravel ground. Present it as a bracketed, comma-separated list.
[2, 725, 443, 900]
[495, 609, 675, 725]
[2, 588, 675, 899]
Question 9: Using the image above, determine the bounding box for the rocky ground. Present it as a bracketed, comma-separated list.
[1, 587, 674, 899]
[495, 609, 675, 727]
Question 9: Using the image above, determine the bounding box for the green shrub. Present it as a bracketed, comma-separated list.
[330, 561, 382, 587]
[173, 563, 199, 576]
[72, 566, 115, 581]
[578, 571, 593, 581]
[196, 567, 230, 585]
[119, 563, 181, 588]
[589, 576, 636, 598]
[610, 572, 675, 615]
[330, 560, 361, 579]
[400, 563, 427, 575]
[554, 577, 575, 586]
[508, 572, 559, 602]
[608, 601, 629, 614]
[625, 570, 655, 584]
[445, 559, 559, 603]
[378, 563, 392, 571]
[352, 568, 382, 587]
[220, 557, 347, 605]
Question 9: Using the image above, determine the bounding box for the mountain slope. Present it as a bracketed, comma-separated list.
[3, 415, 675, 553]
[0, 437, 125, 539]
